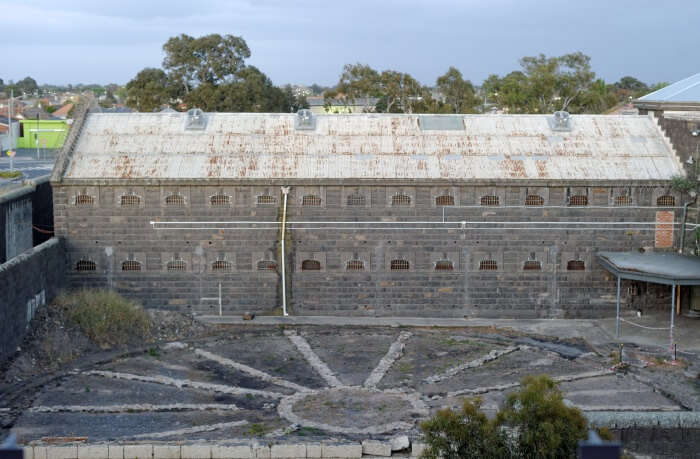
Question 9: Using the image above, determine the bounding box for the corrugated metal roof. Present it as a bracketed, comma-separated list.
[62, 112, 682, 181]
[637, 72, 700, 103]
[597, 251, 700, 285]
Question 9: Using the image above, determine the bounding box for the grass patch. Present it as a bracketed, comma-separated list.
[0, 170, 22, 179]
[56, 288, 152, 349]
[247, 423, 268, 436]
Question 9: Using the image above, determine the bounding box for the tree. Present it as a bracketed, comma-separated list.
[378, 70, 423, 113]
[0, 78, 4, 92]
[16, 76, 39, 96]
[615, 76, 648, 92]
[336, 63, 382, 111]
[125, 68, 172, 112]
[436, 67, 479, 113]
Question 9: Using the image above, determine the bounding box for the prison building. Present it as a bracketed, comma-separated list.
[50, 108, 688, 318]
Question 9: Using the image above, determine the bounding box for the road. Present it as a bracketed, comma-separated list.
[0, 148, 57, 185]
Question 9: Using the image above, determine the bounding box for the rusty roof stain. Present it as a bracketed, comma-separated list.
[62, 112, 683, 181]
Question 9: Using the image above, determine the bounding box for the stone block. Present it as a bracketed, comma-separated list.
[153, 445, 181, 459]
[320, 443, 362, 458]
[211, 445, 251, 459]
[33, 447, 48, 459]
[270, 444, 305, 458]
[305, 444, 321, 458]
[123, 445, 153, 459]
[361, 440, 391, 457]
[410, 442, 427, 457]
[23, 446, 34, 459]
[108, 445, 124, 459]
[46, 446, 78, 459]
[252, 445, 270, 459]
[181, 445, 210, 459]
[78, 445, 109, 459]
[390, 436, 410, 452]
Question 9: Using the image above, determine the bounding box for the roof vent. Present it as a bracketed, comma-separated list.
[184, 108, 207, 130]
[549, 111, 572, 131]
[295, 109, 316, 130]
[419, 115, 464, 131]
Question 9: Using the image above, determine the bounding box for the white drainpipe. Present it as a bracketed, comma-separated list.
[280, 186, 290, 316]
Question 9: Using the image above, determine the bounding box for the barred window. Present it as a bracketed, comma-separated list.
[302, 195, 322, 206]
[346, 259, 365, 271]
[165, 194, 185, 206]
[614, 196, 632, 207]
[435, 195, 455, 206]
[121, 260, 142, 272]
[479, 260, 498, 271]
[656, 195, 675, 207]
[75, 260, 96, 272]
[480, 195, 499, 206]
[166, 260, 186, 272]
[390, 259, 410, 270]
[120, 194, 141, 207]
[392, 194, 411, 206]
[525, 195, 544, 206]
[523, 260, 542, 271]
[75, 194, 94, 206]
[347, 194, 366, 206]
[210, 194, 230, 206]
[257, 260, 277, 271]
[435, 260, 454, 271]
[301, 259, 321, 271]
[212, 260, 232, 271]
[569, 195, 588, 206]
[567, 260, 585, 271]
[257, 195, 277, 206]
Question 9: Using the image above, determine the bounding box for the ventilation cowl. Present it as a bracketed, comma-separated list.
[295, 109, 316, 130]
[184, 108, 207, 130]
[548, 110, 572, 132]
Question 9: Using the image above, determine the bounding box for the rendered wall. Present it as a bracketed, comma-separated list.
[17, 120, 68, 149]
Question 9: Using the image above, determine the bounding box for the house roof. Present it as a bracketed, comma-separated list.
[597, 251, 700, 285]
[59, 112, 682, 183]
[52, 103, 73, 119]
[637, 73, 700, 103]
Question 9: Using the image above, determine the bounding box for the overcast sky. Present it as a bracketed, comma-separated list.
[1, 0, 698, 87]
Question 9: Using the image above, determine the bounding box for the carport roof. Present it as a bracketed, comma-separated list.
[597, 251, 700, 285]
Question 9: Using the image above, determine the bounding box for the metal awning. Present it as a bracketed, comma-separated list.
[597, 251, 700, 286]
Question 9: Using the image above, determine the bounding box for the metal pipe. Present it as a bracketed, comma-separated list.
[616, 276, 621, 339]
[679, 196, 698, 254]
[280, 186, 290, 316]
[670, 284, 676, 358]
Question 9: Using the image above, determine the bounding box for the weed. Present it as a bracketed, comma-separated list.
[246, 393, 254, 400]
[247, 423, 267, 436]
[0, 170, 22, 179]
[148, 347, 160, 357]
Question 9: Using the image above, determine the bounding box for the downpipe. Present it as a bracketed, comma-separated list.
[679, 193, 698, 255]
[280, 186, 290, 316]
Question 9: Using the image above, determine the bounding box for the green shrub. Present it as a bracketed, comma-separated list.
[0, 170, 22, 179]
[56, 289, 152, 349]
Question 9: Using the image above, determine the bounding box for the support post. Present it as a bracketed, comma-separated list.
[218, 282, 222, 317]
[615, 276, 621, 339]
[670, 283, 676, 357]
[280, 186, 290, 317]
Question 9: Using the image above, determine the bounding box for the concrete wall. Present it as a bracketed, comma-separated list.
[54, 183, 684, 318]
[0, 238, 65, 362]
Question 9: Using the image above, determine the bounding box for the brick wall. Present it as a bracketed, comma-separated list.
[54, 183, 682, 318]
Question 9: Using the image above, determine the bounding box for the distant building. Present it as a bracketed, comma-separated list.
[51, 103, 74, 120]
[17, 119, 68, 149]
[307, 96, 379, 115]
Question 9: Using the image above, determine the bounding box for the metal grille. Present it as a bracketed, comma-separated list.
[302, 195, 322, 206]
[346, 260, 365, 271]
[480, 195, 499, 206]
[392, 194, 411, 206]
[75, 260, 96, 272]
[525, 195, 544, 206]
[614, 195, 632, 206]
[165, 194, 185, 206]
[435, 195, 455, 206]
[479, 260, 498, 271]
[167, 260, 186, 272]
[212, 260, 232, 271]
[567, 260, 585, 271]
[435, 260, 454, 271]
[257, 260, 277, 271]
[210, 194, 230, 206]
[257, 195, 277, 206]
[390, 259, 410, 270]
[121, 260, 141, 272]
[569, 195, 588, 206]
[75, 194, 94, 206]
[657, 195, 675, 207]
[301, 259, 321, 271]
[523, 260, 542, 271]
[347, 194, 366, 206]
[120, 195, 141, 207]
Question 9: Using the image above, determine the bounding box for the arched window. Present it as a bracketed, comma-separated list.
[166, 260, 186, 272]
[302, 195, 322, 206]
[614, 196, 632, 207]
[301, 259, 321, 271]
[257, 260, 277, 271]
[523, 260, 542, 271]
[479, 260, 498, 271]
[569, 195, 588, 206]
[257, 195, 276, 206]
[212, 260, 232, 271]
[525, 195, 544, 206]
[75, 194, 94, 206]
[210, 194, 230, 206]
[480, 195, 499, 206]
[121, 260, 142, 272]
[346, 259, 365, 271]
[656, 195, 675, 207]
[390, 259, 410, 270]
[392, 194, 411, 206]
[567, 260, 585, 271]
[435, 195, 455, 206]
[120, 194, 141, 207]
[75, 260, 96, 272]
[347, 194, 366, 206]
[165, 194, 185, 206]
[435, 260, 454, 271]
